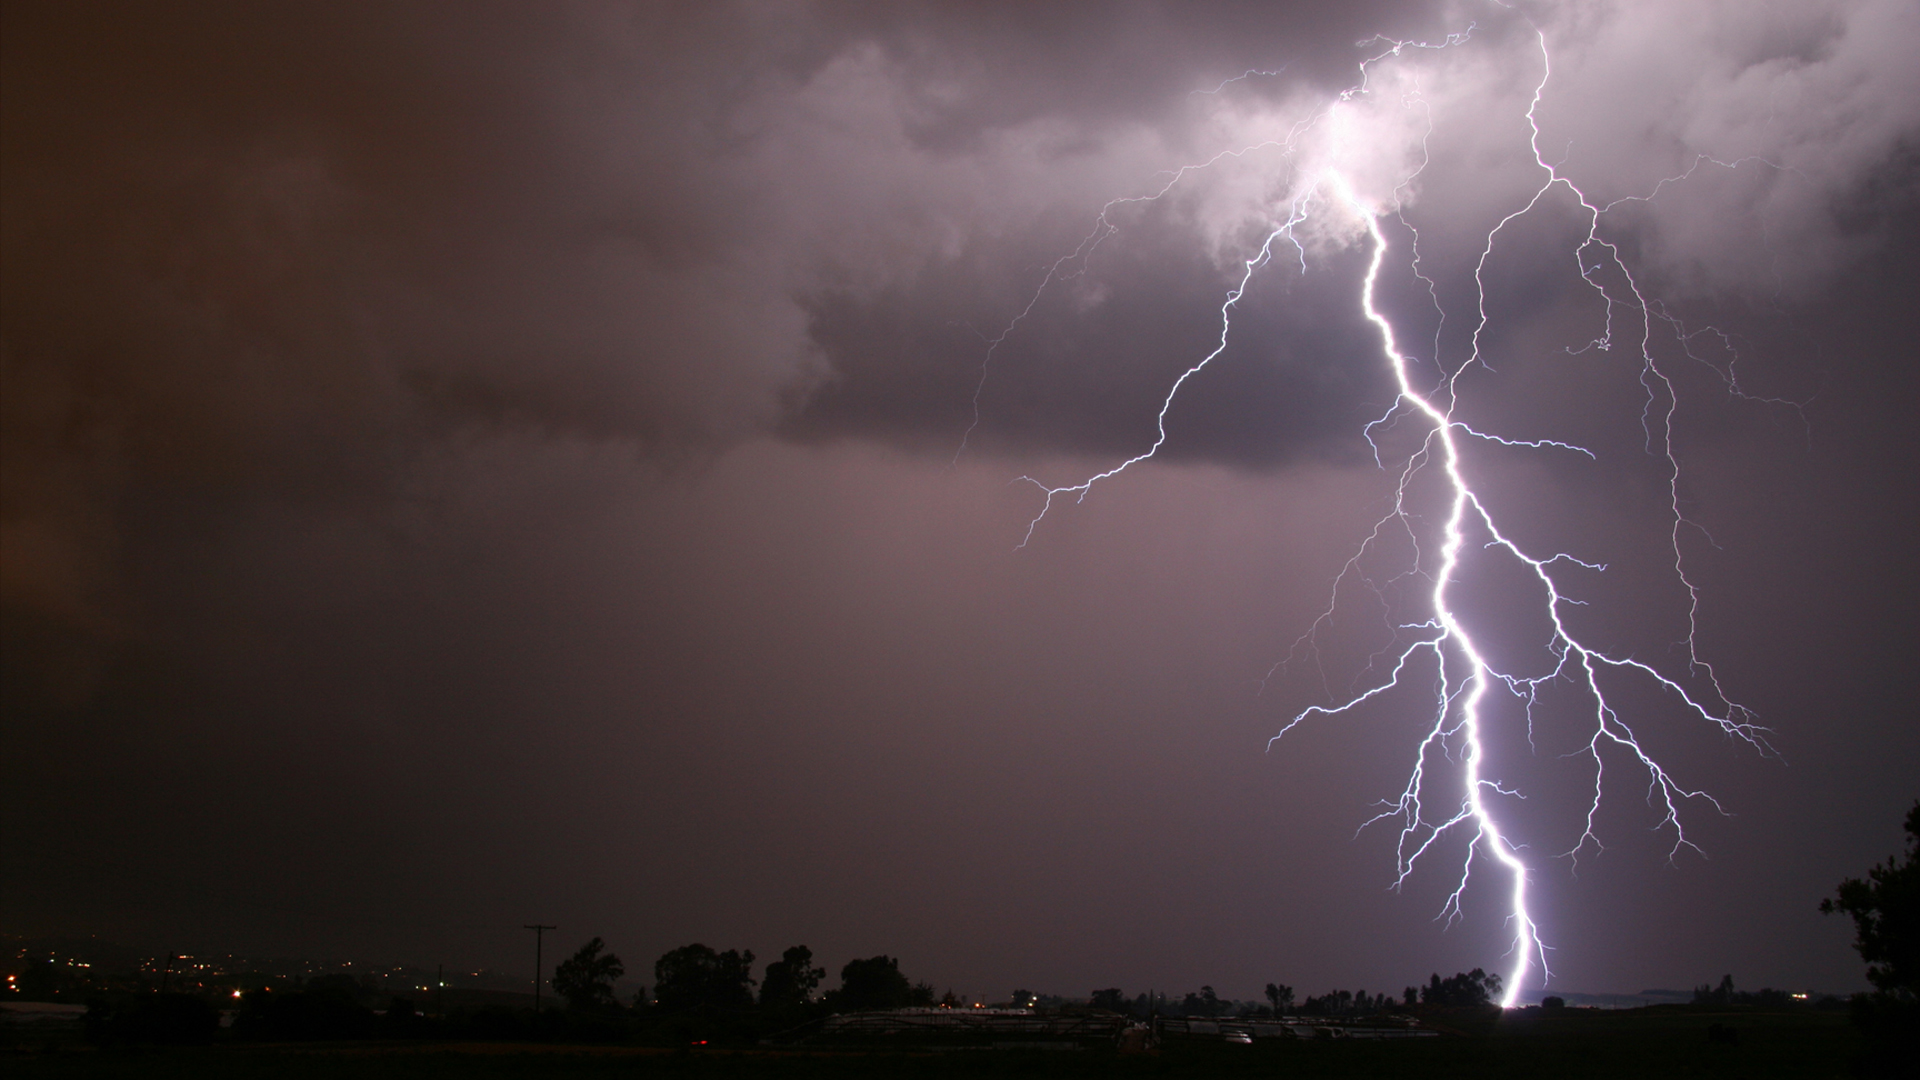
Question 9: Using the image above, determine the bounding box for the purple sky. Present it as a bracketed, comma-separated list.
[4, 1, 1918, 1002]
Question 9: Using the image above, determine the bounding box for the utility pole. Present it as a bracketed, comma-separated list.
[523, 925, 556, 1013]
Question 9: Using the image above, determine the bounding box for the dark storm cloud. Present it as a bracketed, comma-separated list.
[791, 205, 1397, 465]
[9, 0, 1910, 635]
[4, 0, 1919, 1001]
[2, 0, 1442, 636]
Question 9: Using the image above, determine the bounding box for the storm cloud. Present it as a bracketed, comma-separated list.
[4, 1, 1917, 1000]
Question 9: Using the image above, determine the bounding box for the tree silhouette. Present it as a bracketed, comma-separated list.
[652, 944, 755, 1011]
[759, 945, 825, 1007]
[1264, 982, 1294, 1015]
[1693, 974, 1736, 1007]
[552, 937, 624, 1012]
[1302, 989, 1360, 1017]
[1178, 986, 1225, 1016]
[835, 956, 928, 1010]
[1420, 969, 1502, 1007]
[1821, 799, 1919, 995]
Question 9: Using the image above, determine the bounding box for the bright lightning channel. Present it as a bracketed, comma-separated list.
[989, 20, 1777, 1007]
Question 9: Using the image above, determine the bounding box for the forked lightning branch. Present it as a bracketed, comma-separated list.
[984, 17, 1777, 1006]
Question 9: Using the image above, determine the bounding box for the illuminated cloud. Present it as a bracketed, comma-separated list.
[3, 0, 1915, 997]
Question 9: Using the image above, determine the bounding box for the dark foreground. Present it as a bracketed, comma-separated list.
[2, 1007, 1886, 1079]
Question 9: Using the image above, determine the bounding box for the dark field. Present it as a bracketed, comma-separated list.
[3, 1007, 1879, 1079]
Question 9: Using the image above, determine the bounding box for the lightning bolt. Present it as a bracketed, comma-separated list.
[980, 17, 1780, 1006]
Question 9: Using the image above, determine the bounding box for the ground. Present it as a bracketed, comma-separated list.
[2, 1006, 1878, 1078]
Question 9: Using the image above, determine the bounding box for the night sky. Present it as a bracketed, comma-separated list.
[4, 1, 1917, 1002]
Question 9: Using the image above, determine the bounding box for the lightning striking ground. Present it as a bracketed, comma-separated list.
[981, 16, 1779, 1005]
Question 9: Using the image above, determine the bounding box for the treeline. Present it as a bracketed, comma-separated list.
[551, 941, 936, 1013]
[1690, 974, 1814, 1009]
[78, 942, 944, 1047]
[1081, 967, 1503, 1022]
[67, 941, 1515, 1049]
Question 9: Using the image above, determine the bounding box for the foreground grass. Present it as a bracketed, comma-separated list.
[5, 1007, 1868, 1079]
